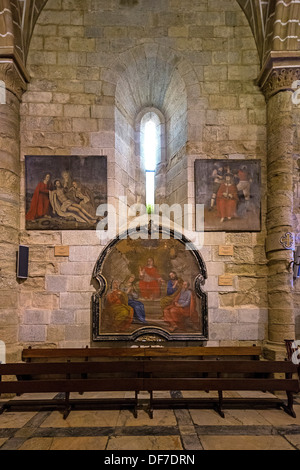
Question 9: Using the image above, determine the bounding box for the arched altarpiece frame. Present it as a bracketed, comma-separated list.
[92, 224, 208, 342]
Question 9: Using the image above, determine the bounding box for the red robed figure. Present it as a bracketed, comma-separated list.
[26, 173, 52, 221]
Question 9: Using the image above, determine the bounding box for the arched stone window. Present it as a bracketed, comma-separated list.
[136, 108, 166, 210]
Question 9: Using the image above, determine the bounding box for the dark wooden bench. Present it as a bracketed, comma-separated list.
[22, 345, 262, 362]
[22, 346, 145, 362]
[143, 359, 299, 419]
[0, 361, 143, 419]
[1, 352, 298, 421]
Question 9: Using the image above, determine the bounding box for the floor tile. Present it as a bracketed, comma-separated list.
[116, 409, 177, 427]
[0, 412, 37, 429]
[256, 405, 300, 427]
[283, 434, 300, 450]
[0, 438, 8, 447]
[199, 435, 296, 450]
[106, 435, 183, 450]
[18, 437, 107, 450]
[189, 408, 241, 426]
[18, 438, 53, 450]
[40, 409, 121, 428]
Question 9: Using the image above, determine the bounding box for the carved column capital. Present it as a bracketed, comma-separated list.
[0, 59, 28, 101]
[257, 52, 300, 101]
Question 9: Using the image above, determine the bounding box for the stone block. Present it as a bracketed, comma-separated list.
[68, 245, 102, 262]
[46, 275, 68, 293]
[67, 276, 94, 292]
[238, 308, 268, 324]
[0, 310, 19, 326]
[64, 324, 91, 341]
[231, 324, 265, 341]
[0, 293, 18, 309]
[32, 292, 59, 309]
[44, 37, 69, 51]
[59, 261, 95, 276]
[72, 118, 98, 132]
[208, 323, 233, 341]
[60, 292, 93, 308]
[50, 309, 76, 324]
[75, 309, 91, 324]
[22, 92, 53, 103]
[209, 94, 238, 109]
[39, 10, 71, 25]
[0, 326, 18, 345]
[23, 309, 50, 325]
[61, 231, 102, 246]
[28, 103, 63, 117]
[47, 325, 66, 342]
[209, 308, 237, 323]
[63, 104, 90, 118]
[219, 292, 235, 307]
[19, 325, 46, 342]
[207, 291, 219, 309]
[69, 37, 95, 52]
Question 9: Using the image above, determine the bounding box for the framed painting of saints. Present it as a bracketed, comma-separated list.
[194, 159, 261, 232]
[92, 228, 208, 342]
[25, 155, 107, 230]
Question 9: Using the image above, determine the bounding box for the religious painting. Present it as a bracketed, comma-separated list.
[195, 159, 261, 232]
[92, 227, 208, 342]
[25, 155, 107, 230]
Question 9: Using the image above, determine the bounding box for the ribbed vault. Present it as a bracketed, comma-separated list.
[237, 0, 300, 65]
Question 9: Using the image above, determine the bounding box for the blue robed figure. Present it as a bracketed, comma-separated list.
[121, 275, 146, 324]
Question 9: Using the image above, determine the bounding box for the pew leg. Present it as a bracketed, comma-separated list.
[148, 391, 154, 419]
[63, 392, 71, 420]
[133, 391, 138, 419]
[282, 392, 296, 418]
[215, 391, 225, 418]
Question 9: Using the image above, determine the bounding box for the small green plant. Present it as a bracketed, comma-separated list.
[146, 204, 154, 214]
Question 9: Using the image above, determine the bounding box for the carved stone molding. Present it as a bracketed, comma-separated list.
[261, 67, 300, 101]
[0, 59, 27, 100]
[257, 52, 300, 101]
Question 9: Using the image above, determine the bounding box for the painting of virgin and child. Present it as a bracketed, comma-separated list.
[25, 155, 107, 230]
[95, 237, 207, 340]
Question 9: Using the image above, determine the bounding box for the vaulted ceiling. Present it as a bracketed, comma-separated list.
[237, 0, 300, 64]
[0, 0, 299, 73]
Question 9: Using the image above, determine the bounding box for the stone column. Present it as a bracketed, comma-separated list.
[258, 56, 300, 359]
[0, 60, 27, 361]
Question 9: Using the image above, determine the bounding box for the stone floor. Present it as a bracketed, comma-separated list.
[1, 390, 300, 451]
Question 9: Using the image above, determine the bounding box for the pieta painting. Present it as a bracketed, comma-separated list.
[195, 159, 261, 232]
[92, 227, 208, 342]
[25, 155, 107, 230]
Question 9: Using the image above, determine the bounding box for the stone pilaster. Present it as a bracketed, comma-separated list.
[258, 54, 299, 359]
[0, 58, 27, 360]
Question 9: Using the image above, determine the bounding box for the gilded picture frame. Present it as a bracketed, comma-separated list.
[92, 225, 208, 342]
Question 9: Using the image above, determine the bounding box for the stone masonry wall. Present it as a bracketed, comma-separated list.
[18, 0, 267, 349]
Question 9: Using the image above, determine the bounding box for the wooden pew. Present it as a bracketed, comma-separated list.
[1, 349, 298, 421]
[143, 359, 299, 419]
[22, 345, 262, 362]
[0, 361, 143, 419]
